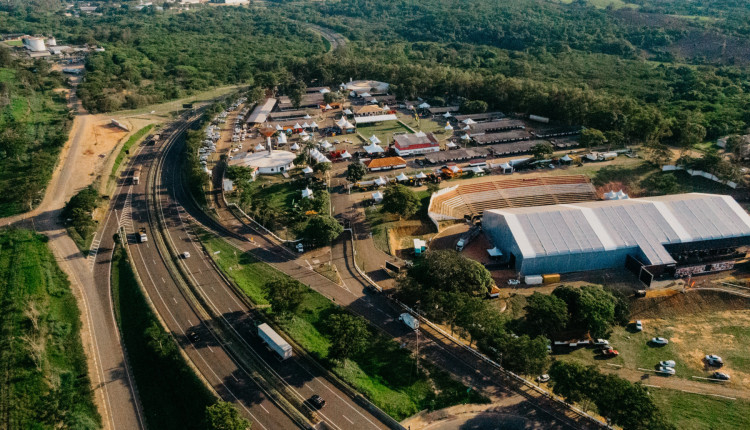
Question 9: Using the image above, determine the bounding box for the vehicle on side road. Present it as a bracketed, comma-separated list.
[399, 313, 420, 330]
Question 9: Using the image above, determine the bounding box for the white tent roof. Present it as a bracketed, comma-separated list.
[499, 162, 512, 169]
[445, 124, 453, 130]
[254, 143, 265, 151]
[343, 108, 353, 115]
[369, 135, 381, 145]
[301, 134, 311, 142]
[360, 92, 371, 98]
[396, 173, 409, 181]
[302, 166, 314, 174]
[320, 141, 332, 150]
[304, 114, 312, 119]
[418, 102, 431, 109]
[561, 154, 573, 162]
[368, 98, 378, 104]
[364, 144, 384, 154]
[462, 118, 477, 125]
[462, 125, 471, 130]
[275, 124, 283, 130]
[372, 191, 383, 202]
[470, 166, 484, 174]
[299, 130, 308, 136]
[487, 247, 503, 257]
[302, 122, 310, 128]
[382, 104, 390, 110]
[310, 121, 318, 128]
[443, 112, 452, 118]
[341, 150, 352, 159]
[374, 177, 387, 186]
[290, 143, 300, 151]
[325, 104, 333, 110]
[302, 187, 314, 199]
[461, 134, 471, 140]
[415, 172, 427, 179]
[320, 88, 330, 94]
[446, 142, 457, 148]
[277, 133, 287, 144]
[293, 122, 302, 129]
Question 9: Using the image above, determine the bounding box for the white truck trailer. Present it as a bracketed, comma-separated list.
[399, 313, 419, 330]
[257, 323, 293, 360]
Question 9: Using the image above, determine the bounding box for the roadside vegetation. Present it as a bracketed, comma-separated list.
[111, 242, 220, 429]
[61, 185, 100, 254]
[200, 232, 488, 420]
[109, 124, 154, 184]
[0, 229, 100, 428]
[0, 47, 70, 217]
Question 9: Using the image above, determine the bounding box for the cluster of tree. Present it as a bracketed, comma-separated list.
[521, 285, 629, 339]
[381, 184, 421, 220]
[397, 250, 549, 374]
[62, 185, 100, 243]
[205, 401, 251, 430]
[549, 361, 675, 430]
[0, 47, 71, 216]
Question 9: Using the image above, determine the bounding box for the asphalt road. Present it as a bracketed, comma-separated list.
[163, 137, 390, 429]
[98, 117, 299, 429]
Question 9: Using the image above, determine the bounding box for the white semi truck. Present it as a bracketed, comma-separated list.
[257, 323, 293, 360]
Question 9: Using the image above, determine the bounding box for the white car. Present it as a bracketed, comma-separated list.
[659, 360, 676, 368]
[182, 251, 190, 259]
[657, 366, 676, 375]
[651, 337, 669, 346]
[705, 355, 724, 367]
[634, 320, 643, 331]
[594, 339, 610, 347]
[537, 374, 550, 383]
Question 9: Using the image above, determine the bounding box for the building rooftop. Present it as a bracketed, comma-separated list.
[485, 193, 750, 266]
[365, 156, 407, 169]
[228, 150, 294, 169]
[394, 132, 440, 150]
[246, 98, 277, 124]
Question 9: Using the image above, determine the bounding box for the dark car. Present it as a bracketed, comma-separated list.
[310, 395, 326, 409]
[187, 331, 200, 343]
[713, 372, 730, 380]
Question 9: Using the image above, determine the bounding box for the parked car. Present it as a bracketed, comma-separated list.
[601, 347, 619, 357]
[310, 395, 326, 409]
[635, 289, 647, 297]
[659, 360, 676, 368]
[705, 355, 724, 367]
[507, 279, 520, 286]
[594, 339, 610, 347]
[651, 337, 669, 346]
[657, 366, 676, 375]
[634, 320, 643, 331]
[537, 374, 550, 383]
[713, 372, 730, 380]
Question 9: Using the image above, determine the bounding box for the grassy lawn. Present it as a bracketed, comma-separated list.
[652, 389, 750, 430]
[112, 243, 216, 429]
[201, 233, 488, 419]
[364, 189, 432, 255]
[0, 229, 100, 428]
[110, 124, 154, 183]
[356, 119, 412, 147]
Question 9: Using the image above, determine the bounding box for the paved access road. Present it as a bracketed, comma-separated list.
[161, 130, 390, 430]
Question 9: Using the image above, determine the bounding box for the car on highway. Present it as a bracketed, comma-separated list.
[651, 337, 669, 346]
[310, 395, 326, 409]
[713, 372, 730, 380]
[182, 251, 191, 259]
[634, 320, 643, 331]
[705, 354, 724, 367]
[659, 360, 676, 368]
[537, 374, 550, 383]
[187, 331, 200, 343]
[657, 366, 676, 376]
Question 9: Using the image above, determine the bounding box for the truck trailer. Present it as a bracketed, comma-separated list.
[257, 323, 293, 360]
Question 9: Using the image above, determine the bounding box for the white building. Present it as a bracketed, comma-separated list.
[393, 132, 441, 156]
[228, 150, 295, 174]
[22, 37, 46, 52]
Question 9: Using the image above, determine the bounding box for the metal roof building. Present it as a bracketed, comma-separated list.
[483, 193, 750, 276]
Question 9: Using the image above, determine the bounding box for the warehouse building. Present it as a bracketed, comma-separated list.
[483, 193, 750, 281]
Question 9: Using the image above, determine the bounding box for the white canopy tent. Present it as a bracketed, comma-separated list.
[372, 191, 383, 203]
[396, 173, 409, 182]
[275, 124, 283, 131]
[304, 114, 312, 119]
[418, 102, 430, 109]
[374, 177, 387, 187]
[320, 141, 332, 150]
[369, 135, 382, 145]
[343, 108, 353, 115]
[415, 172, 427, 179]
[462, 118, 477, 125]
[302, 165, 314, 174]
[445, 124, 453, 131]
[310, 121, 319, 129]
[324, 104, 333, 110]
[293, 122, 302, 129]
[364, 143, 384, 154]
[340, 150, 352, 159]
[442, 112, 452, 118]
[301, 187, 314, 199]
[277, 133, 287, 144]
[302, 122, 310, 128]
[254, 143, 265, 151]
[290, 142, 300, 151]
[446, 142, 458, 149]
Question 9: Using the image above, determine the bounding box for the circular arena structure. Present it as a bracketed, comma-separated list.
[427, 175, 598, 229]
[342, 80, 390, 94]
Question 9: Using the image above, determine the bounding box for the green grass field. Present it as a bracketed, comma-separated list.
[652, 389, 750, 430]
[356, 118, 412, 147]
[111, 243, 216, 429]
[0, 229, 100, 428]
[201, 232, 488, 419]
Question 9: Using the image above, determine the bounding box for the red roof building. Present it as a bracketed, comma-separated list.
[394, 132, 441, 156]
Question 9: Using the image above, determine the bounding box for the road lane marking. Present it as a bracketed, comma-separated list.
[342, 415, 354, 424]
[161, 277, 166, 283]
[259, 404, 269, 414]
[172, 297, 178, 304]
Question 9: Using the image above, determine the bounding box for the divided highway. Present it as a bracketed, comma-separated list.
[99, 111, 389, 430]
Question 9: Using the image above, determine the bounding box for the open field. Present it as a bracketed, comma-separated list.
[201, 233, 488, 420]
[652, 388, 750, 430]
[0, 229, 100, 428]
[558, 292, 750, 390]
[364, 189, 432, 256]
[111, 244, 216, 429]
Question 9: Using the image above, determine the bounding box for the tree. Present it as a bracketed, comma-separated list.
[382, 184, 420, 219]
[302, 215, 343, 245]
[644, 141, 673, 166]
[327, 313, 371, 361]
[459, 99, 487, 114]
[346, 162, 367, 183]
[604, 130, 625, 149]
[144, 321, 177, 359]
[426, 182, 440, 195]
[499, 334, 549, 375]
[641, 173, 680, 196]
[524, 292, 568, 337]
[314, 161, 331, 174]
[552, 285, 617, 338]
[262, 278, 305, 316]
[531, 141, 554, 159]
[580, 128, 606, 149]
[206, 401, 251, 430]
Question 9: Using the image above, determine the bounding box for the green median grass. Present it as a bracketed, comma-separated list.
[110, 124, 154, 183]
[200, 231, 489, 420]
[0, 229, 100, 428]
[111, 243, 216, 429]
